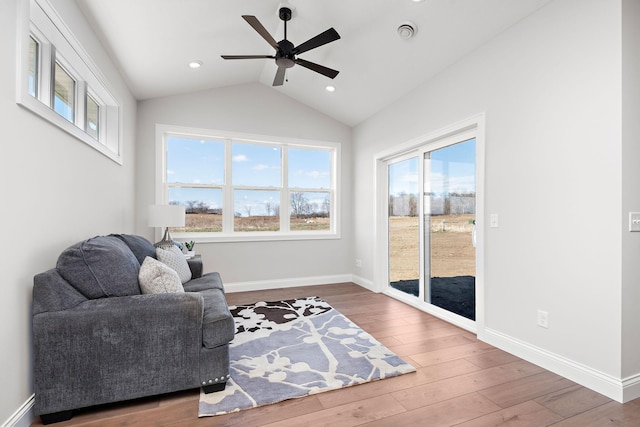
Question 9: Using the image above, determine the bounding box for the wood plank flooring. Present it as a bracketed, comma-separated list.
[31, 283, 640, 426]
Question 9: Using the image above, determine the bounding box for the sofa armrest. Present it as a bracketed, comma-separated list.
[32, 293, 204, 415]
[187, 256, 203, 279]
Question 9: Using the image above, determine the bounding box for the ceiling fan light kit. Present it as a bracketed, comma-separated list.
[221, 6, 341, 86]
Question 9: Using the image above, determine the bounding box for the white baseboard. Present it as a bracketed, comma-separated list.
[479, 327, 628, 403]
[224, 274, 355, 293]
[622, 373, 640, 402]
[350, 274, 376, 292]
[3, 394, 34, 427]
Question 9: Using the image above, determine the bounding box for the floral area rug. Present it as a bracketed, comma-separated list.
[199, 296, 415, 417]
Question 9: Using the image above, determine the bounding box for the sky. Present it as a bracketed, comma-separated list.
[166, 136, 332, 216]
[389, 138, 476, 198]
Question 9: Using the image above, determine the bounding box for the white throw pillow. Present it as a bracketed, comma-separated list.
[138, 256, 185, 294]
[156, 245, 192, 284]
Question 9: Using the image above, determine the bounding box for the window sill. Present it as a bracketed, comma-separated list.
[170, 231, 340, 244]
[17, 96, 122, 164]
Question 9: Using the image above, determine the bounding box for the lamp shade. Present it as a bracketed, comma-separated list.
[148, 205, 186, 228]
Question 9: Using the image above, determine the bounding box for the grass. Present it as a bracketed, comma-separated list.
[173, 214, 330, 233]
[389, 213, 476, 281]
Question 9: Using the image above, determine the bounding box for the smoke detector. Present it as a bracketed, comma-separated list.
[397, 22, 417, 39]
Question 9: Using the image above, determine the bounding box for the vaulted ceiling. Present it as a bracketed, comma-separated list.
[76, 0, 552, 126]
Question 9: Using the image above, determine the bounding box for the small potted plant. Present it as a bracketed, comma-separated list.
[183, 240, 196, 258]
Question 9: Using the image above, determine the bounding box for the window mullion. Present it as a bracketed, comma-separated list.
[224, 139, 234, 233]
[281, 146, 289, 232]
[40, 41, 53, 107]
[76, 80, 87, 130]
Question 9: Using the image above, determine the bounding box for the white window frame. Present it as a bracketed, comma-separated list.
[156, 124, 341, 243]
[16, 0, 122, 164]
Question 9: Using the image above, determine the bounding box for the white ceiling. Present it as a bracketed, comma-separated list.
[76, 0, 552, 127]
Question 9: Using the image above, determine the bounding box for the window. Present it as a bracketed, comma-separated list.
[85, 94, 100, 140]
[17, 0, 122, 163]
[28, 36, 38, 97]
[53, 62, 75, 122]
[159, 126, 340, 242]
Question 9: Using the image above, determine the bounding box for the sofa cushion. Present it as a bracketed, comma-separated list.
[57, 236, 141, 299]
[111, 234, 157, 265]
[156, 246, 192, 284]
[138, 257, 185, 294]
[199, 289, 235, 349]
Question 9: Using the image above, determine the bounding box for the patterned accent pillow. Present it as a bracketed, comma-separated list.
[138, 257, 184, 294]
[156, 245, 192, 284]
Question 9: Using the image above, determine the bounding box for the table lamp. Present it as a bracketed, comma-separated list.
[148, 204, 186, 249]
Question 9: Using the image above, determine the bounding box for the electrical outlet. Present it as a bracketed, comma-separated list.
[355, 259, 362, 268]
[537, 310, 549, 328]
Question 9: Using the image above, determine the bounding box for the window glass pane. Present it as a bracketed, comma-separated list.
[53, 62, 75, 122]
[232, 143, 281, 187]
[86, 94, 99, 140]
[234, 189, 280, 232]
[167, 136, 225, 185]
[169, 187, 223, 232]
[290, 191, 330, 231]
[288, 148, 331, 189]
[28, 36, 38, 97]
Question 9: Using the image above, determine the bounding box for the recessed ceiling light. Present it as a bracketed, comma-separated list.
[325, 85, 336, 92]
[189, 60, 203, 69]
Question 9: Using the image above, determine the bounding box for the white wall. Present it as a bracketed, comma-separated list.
[621, 0, 640, 388]
[353, 0, 630, 400]
[135, 84, 353, 285]
[1, 0, 137, 423]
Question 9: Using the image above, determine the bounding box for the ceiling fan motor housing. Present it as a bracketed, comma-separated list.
[275, 39, 296, 68]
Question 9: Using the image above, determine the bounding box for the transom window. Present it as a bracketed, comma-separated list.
[17, 0, 122, 164]
[158, 126, 340, 242]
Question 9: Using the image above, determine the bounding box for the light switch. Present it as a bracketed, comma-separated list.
[490, 214, 499, 228]
[630, 212, 640, 232]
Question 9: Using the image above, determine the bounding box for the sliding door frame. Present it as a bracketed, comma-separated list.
[374, 114, 486, 333]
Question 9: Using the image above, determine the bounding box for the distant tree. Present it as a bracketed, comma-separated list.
[443, 193, 451, 215]
[408, 193, 418, 217]
[243, 205, 252, 217]
[290, 192, 309, 218]
[195, 201, 209, 213]
[185, 200, 199, 213]
[322, 196, 330, 217]
[265, 201, 280, 217]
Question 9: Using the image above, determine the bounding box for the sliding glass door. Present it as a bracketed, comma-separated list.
[425, 139, 476, 320]
[388, 156, 420, 297]
[386, 137, 477, 322]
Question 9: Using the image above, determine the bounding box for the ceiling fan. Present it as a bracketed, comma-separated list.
[221, 6, 341, 86]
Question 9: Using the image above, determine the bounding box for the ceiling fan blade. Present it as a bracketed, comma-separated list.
[273, 66, 286, 86]
[293, 28, 340, 55]
[242, 15, 279, 50]
[295, 58, 339, 79]
[221, 55, 274, 60]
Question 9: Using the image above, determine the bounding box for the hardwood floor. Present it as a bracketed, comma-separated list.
[31, 283, 640, 426]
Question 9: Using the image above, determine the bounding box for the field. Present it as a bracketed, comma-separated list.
[389, 214, 476, 281]
[174, 214, 330, 232]
[176, 213, 473, 281]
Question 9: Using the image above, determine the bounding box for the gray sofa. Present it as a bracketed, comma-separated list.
[32, 234, 235, 424]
